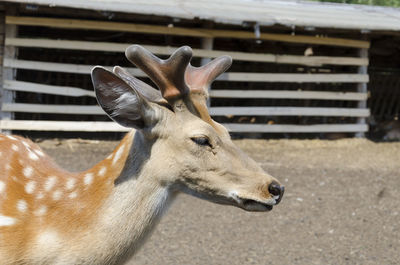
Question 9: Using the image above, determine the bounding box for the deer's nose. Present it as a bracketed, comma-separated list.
[268, 181, 284, 204]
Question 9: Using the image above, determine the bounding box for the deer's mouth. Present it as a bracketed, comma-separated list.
[241, 199, 274, 212]
[229, 192, 276, 212]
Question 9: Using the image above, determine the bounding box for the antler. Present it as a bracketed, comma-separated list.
[125, 45, 192, 100]
[124, 44, 232, 108]
[185, 56, 232, 94]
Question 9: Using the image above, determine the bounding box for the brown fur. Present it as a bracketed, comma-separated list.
[0, 132, 133, 263]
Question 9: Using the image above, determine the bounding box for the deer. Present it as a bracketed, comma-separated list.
[0, 45, 284, 265]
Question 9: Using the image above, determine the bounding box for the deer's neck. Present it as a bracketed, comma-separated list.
[79, 130, 172, 264]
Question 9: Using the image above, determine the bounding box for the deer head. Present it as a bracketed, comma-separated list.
[91, 45, 284, 212]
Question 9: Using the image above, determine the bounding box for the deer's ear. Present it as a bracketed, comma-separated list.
[91, 66, 159, 129]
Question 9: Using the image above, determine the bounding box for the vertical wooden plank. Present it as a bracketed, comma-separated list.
[355, 47, 368, 138]
[201, 36, 214, 108]
[200, 20, 214, 108]
[1, 7, 17, 134]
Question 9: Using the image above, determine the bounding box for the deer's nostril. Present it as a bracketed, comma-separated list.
[268, 181, 284, 204]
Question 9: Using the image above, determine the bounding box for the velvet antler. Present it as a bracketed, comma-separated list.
[185, 56, 232, 95]
[125, 45, 192, 100]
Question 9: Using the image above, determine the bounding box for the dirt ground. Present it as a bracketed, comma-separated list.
[38, 137, 400, 265]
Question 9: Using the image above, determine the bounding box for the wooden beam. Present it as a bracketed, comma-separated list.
[2, 103, 103, 115]
[3, 58, 145, 75]
[217, 73, 369, 83]
[223, 123, 368, 133]
[209, 90, 368, 101]
[5, 104, 369, 118]
[4, 59, 369, 83]
[5, 16, 370, 48]
[3, 80, 96, 97]
[5, 38, 369, 66]
[0, 120, 130, 132]
[0, 120, 368, 133]
[210, 107, 370, 117]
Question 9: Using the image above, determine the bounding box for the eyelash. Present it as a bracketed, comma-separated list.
[191, 137, 212, 147]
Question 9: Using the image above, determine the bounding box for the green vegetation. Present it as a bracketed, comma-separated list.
[311, 0, 400, 7]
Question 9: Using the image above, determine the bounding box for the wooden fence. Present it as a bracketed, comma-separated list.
[0, 14, 370, 134]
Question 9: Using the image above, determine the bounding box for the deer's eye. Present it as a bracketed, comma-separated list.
[191, 136, 212, 147]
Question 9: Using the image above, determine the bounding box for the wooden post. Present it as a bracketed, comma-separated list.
[1, 7, 17, 134]
[201, 35, 214, 108]
[355, 47, 368, 138]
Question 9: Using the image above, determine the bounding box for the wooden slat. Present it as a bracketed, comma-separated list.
[3, 103, 370, 118]
[5, 38, 369, 66]
[3, 80, 95, 97]
[210, 107, 370, 117]
[3, 58, 145, 75]
[4, 59, 369, 83]
[210, 90, 368, 101]
[2, 58, 146, 76]
[218, 73, 369, 83]
[0, 120, 368, 133]
[5, 16, 370, 49]
[223, 123, 368, 133]
[2, 103, 103, 115]
[0, 120, 130, 132]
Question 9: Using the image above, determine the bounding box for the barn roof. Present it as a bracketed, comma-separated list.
[5, 0, 400, 32]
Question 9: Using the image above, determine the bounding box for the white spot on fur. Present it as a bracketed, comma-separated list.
[11, 144, 19, 151]
[23, 166, 33, 178]
[0, 181, 5, 194]
[66, 178, 76, 190]
[28, 150, 39, 161]
[36, 230, 60, 249]
[22, 141, 30, 148]
[25, 180, 36, 194]
[0, 215, 16, 226]
[7, 135, 17, 141]
[98, 167, 107, 177]
[36, 192, 45, 200]
[112, 145, 125, 165]
[52, 190, 62, 201]
[35, 149, 45, 157]
[84, 173, 94, 186]
[106, 154, 113, 160]
[5, 164, 11, 171]
[34, 205, 47, 216]
[68, 191, 78, 199]
[44, 176, 57, 191]
[106, 179, 114, 186]
[17, 200, 28, 212]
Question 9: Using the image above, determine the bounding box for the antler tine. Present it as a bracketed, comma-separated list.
[185, 55, 232, 94]
[125, 45, 192, 100]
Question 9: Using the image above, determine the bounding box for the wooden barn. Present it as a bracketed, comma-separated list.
[1, 0, 400, 138]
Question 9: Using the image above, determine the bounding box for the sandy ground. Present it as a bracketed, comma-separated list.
[38, 138, 400, 265]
